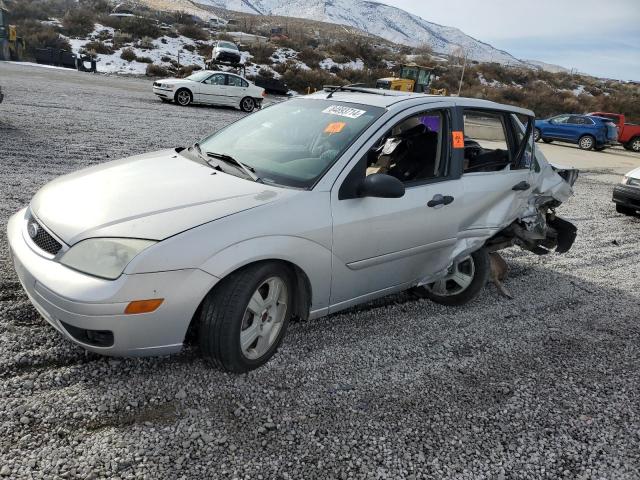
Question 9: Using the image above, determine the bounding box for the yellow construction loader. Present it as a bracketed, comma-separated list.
[0, 1, 25, 61]
[376, 64, 447, 95]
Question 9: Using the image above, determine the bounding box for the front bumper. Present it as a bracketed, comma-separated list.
[7, 208, 218, 357]
[613, 184, 640, 210]
[152, 86, 174, 99]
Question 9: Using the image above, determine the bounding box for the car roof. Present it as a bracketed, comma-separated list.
[304, 89, 534, 116]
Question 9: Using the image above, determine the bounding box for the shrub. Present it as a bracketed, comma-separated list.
[137, 56, 153, 64]
[246, 43, 275, 64]
[297, 48, 323, 68]
[119, 17, 161, 39]
[146, 63, 168, 77]
[120, 48, 137, 62]
[281, 67, 339, 93]
[137, 36, 156, 50]
[161, 55, 172, 63]
[21, 23, 72, 57]
[183, 44, 196, 52]
[62, 8, 96, 37]
[258, 68, 274, 78]
[82, 40, 114, 55]
[178, 24, 209, 41]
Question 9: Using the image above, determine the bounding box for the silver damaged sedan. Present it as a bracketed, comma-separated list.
[7, 88, 579, 372]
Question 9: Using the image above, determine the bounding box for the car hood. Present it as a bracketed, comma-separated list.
[157, 78, 194, 86]
[625, 166, 640, 180]
[30, 149, 294, 245]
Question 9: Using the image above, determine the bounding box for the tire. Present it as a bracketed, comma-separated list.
[240, 96, 255, 113]
[578, 135, 595, 150]
[410, 248, 490, 306]
[0, 40, 10, 61]
[534, 128, 541, 142]
[174, 88, 192, 106]
[10, 41, 23, 61]
[628, 137, 640, 153]
[542, 139, 553, 143]
[616, 204, 636, 215]
[198, 262, 294, 373]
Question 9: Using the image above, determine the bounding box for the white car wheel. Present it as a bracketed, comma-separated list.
[240, 97, 255, 113]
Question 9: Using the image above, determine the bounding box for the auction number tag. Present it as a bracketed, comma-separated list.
[322, 105, 366, 119]
[452, 131, 465, 148]
[324, 122, 346, 134]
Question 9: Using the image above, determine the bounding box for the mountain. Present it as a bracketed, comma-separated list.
[191, 0, 524, 65]
[524, 59, 571, 74]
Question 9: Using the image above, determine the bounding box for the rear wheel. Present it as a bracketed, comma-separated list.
[174, 88, 192, 106]
[0, 40, 10, 61]
[410, 248, 490, 306]
[628, 137, 640, 153]
[578, 135, 595, 150]
[534, 128, 541, 142]
[240, 96, 255, 113]
[616, 204, 636, 215]
[198, 262, 294, 373]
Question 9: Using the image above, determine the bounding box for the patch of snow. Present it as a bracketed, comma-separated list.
[319, 57, 364, 71]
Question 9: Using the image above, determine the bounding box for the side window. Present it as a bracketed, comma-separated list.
[568, 115, 586, 125]
[462, 110, 512, 173]
[204, 73, 225, 85]
[241, 79, 249, 88]
[226, 75, 240, 87]
[510, 114, 535, 170]
[365, 110, 447, 184]
[553, 115, 570, 124]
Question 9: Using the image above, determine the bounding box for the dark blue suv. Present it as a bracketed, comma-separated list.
[534, 114, 618, 150]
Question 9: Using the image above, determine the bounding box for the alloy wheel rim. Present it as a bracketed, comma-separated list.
[534, 130, 540, 141]
[178, 91, 190, 105]
[240, 277, 288, 360]
[242, 98, 253, 111]
[633, 139, 640, 151]
[427, 256, 475, 296]
[580, 137, 593, 149]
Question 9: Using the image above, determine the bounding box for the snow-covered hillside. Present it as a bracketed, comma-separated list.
[190, 0, 523, 65]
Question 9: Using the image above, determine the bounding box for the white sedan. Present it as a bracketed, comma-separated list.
[153, 70, 265, 112]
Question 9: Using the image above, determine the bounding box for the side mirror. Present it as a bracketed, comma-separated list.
[357, 173, 405, 198]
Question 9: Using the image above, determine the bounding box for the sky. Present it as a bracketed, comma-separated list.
[381, 0, 640, 80]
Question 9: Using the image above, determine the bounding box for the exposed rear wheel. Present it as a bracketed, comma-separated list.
[198, 262, 294, 373]
[616, 204, 636, 215]
[410, 248, 490, 306]
[578, 135, 595, 150]
[629, 137, 640, 153]
[240, 96, 255, 113]
[174, 89, 192, 106]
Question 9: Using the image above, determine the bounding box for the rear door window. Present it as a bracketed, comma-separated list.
[462, 110, 511, 173]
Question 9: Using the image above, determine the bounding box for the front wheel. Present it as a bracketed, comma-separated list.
[198, 262, 294, 373]
[616, 204, 636, 215]
[578, 135, 595, 150]
[534, 128, 541, 142]
[10, 41, 23, 61]
[174, 89, 192, 106]
[240, 96, 255, 113]
[410, 248, 490, 306]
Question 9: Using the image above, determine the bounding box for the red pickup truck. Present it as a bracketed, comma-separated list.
[589, 112, 640, 152]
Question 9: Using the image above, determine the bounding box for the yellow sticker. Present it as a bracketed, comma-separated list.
[325, 122, 346, 134]
[452, 131, 465, 149]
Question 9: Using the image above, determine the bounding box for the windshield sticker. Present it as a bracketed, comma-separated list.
[322, 105, 366, 119]
[324, 122, 346, 134]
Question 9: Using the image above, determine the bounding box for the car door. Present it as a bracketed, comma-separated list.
[224, 74, 249, 107]
[545, 114, 571, 140]
[567, 115, 590, 142]
[458, 108, 534, 238]
[196, 73, 226, 105]
[330, 105, 463, 311]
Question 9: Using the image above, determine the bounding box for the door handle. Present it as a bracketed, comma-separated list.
[512, 181, 530, 191]
[427, 194, 454, 208]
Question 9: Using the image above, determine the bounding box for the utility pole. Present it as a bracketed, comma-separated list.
[457, 48, 468, 96]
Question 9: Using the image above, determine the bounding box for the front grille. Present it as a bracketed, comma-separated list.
[27, 215, 62, 255]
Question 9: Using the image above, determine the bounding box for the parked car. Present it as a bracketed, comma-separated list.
[152, 70, 265, 112]
[7, 88, 578, 372]
[211, 40, 241, 64]
[613, 166, 640, 215]
[534, 114, 618, 150]
[588, 112, 640, 152]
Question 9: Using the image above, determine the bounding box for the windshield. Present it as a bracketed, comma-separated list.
[198, 99, 385, 188]
[218, 41, 238, 50]
[186, 71, 212, 82]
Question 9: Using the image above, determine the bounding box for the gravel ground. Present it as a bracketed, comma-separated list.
[1, 63, 640, 480]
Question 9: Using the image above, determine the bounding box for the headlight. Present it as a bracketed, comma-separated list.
[60, 238, 156, 280]
[161, 84, 173, 89]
